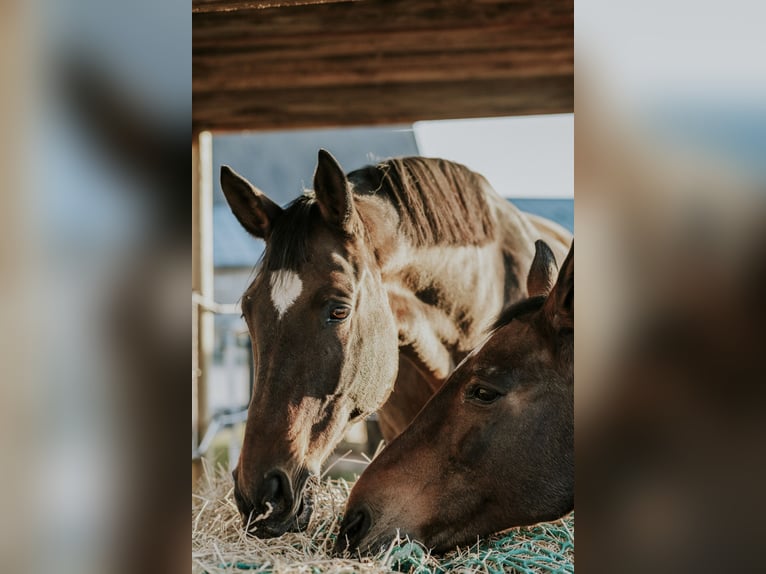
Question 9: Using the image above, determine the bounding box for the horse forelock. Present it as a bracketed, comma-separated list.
[261, 194, 319, 272]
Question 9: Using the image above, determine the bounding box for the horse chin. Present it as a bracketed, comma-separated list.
[244, 494, 315, 538]
[426, 527, 482, 555]
[290, 492, 314, 531]
[246, 521, 289, 539]
[333, 527, 398, 557]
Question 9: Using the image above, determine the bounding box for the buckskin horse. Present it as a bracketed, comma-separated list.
[220, 150, 571, 537]
[337, 241, 574, 554]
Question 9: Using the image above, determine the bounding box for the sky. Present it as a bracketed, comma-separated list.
[414, 114, 574, 199]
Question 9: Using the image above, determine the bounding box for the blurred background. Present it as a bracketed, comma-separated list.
[0, 0, 763, 573]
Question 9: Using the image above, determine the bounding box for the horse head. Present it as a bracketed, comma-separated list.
[337, 241, 574, 554]
[222, 150, 400, 537]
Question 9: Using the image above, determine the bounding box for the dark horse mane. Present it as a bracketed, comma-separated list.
[356, 157, 496, 247]
[490, 296, 546, 332]
[262, 157, 496, 272]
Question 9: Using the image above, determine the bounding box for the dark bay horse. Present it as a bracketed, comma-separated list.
[337, 241, 574, 554]
[220, 150, 571, 537]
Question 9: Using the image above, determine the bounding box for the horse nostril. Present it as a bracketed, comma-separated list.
[338, 506, 372, 552]
[262, 475, 280, 504]
[260, 469, 293, 513]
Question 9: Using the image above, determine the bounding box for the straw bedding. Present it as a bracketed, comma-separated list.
[192, 465, 574, 574]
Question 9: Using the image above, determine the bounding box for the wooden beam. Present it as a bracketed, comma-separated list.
[193, 0, 361, 14]
[193, 0, 572, 132]
[195, 76, 572, 131]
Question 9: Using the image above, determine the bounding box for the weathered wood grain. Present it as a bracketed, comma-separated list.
[193, 0, 572, 132]
[193, 0, 360, 14]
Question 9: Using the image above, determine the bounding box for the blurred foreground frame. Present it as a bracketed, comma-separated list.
[51, 46, 190, 574]
[574, 76, 766, 573]
[4, 2, 189, 574]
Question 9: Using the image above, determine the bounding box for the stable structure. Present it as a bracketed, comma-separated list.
[193, 0, 573, 131]
[192, 0, 573, 481]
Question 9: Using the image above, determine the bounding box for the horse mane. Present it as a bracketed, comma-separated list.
[358, 157, 496, 247]
[491, 296, 546, 332]
[262, 157, 496, 271]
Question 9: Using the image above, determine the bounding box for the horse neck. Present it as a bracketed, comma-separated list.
[380, 189, 543, 329]
[380, 239, 509, 355]
[355, 187, 552, 373]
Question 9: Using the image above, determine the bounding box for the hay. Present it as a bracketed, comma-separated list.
[192, 464, 574, 574]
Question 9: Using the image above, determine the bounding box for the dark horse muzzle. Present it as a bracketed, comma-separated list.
[232, 467, 314, 538]
[335, 503, 374, 554]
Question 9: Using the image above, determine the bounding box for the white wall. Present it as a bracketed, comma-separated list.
[413, 114, 574, 199]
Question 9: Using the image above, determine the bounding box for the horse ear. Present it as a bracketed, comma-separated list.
[220, 166, 283, 240]
[314, 149, 354, 231]
[545, 242, 574, 331]
[527, 240, 559, 297]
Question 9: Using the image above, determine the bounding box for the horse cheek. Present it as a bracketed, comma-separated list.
[352, 288, 399, 410]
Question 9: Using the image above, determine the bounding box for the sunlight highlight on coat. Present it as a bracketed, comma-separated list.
[270, 270, 303, 319]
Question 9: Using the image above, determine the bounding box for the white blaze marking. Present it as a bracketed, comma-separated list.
[270, 270, 303, 319]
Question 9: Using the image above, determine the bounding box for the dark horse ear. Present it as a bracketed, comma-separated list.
[545, 242, 574, 331]
[314, 149, 354, 232]
[527, 240, 559, 298]
[220, 166, 283, 240]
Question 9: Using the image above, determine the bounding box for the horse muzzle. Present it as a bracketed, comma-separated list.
[334, 503, 400, 556]
[232, 467, 314, 538]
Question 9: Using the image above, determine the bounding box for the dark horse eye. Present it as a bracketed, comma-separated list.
[467, 385, 502, 404]
[329, 305, 351, 322]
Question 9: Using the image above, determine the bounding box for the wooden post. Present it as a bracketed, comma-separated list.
[192, 131, 214, 489]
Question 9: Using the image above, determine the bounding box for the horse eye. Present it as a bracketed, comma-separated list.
[329, 305, 351, 322]
[467, 385, 502, 404]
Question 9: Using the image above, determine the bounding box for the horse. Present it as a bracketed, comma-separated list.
[220, 149, 572, 537]
[336, 240, 574, 555]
